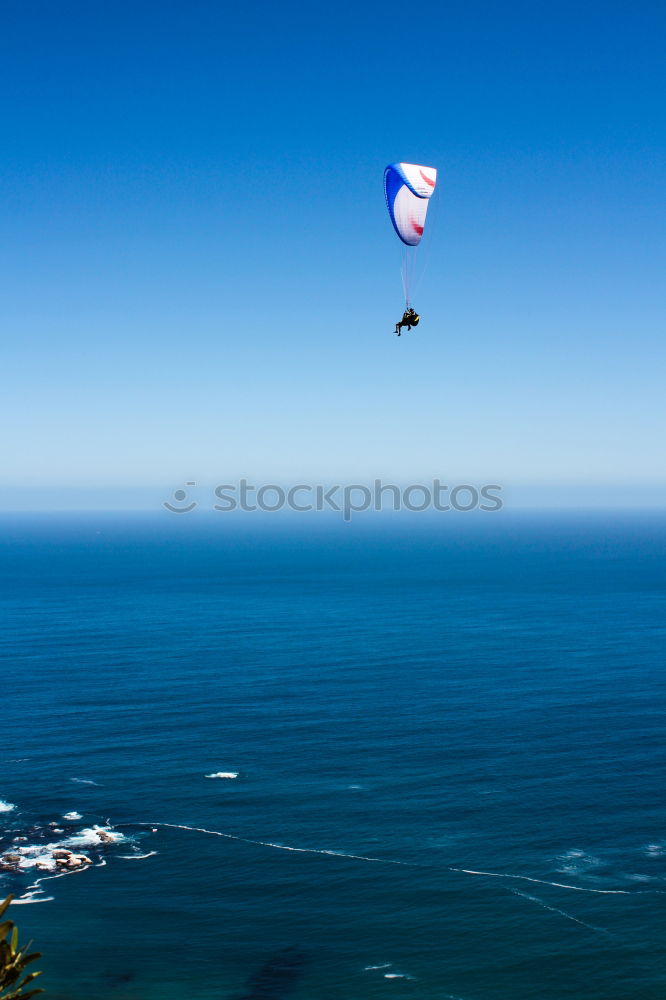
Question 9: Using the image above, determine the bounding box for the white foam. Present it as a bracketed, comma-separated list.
[63, 811, 82, 821]
[556, 849, 601, 875]
[365, 964, 392, 971]
[3, 824, 126, 879]
[118, 851, 158, 860]
[21, 863, 94, 902]
[63, 826, 125, 848]
[70, 778, 100, 786]
[18, 853, 58, 872]
[205, 772, 238, 779]
[0, 799, 16, 814]
[7, 844, 60, 872]
[11, 893, 54, 905]
[449, 867, 634, 894]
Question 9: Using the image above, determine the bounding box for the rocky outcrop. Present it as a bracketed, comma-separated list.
[53, 849, 92, 868]
[1, 845, 94, 872]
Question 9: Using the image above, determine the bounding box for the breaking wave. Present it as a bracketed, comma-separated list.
[63, 826, 126, 849]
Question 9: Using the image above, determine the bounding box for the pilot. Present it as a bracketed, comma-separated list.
[395, 308, 420, 336]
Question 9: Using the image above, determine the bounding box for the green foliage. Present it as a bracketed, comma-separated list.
[0, 897, 44, 1000]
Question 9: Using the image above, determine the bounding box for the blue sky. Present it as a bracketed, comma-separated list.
[2, 0, 665, 506]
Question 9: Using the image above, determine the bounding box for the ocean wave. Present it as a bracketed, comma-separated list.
[555, 849, 602, 875]
[63, 826, 126, 848]
[70, 778, 100, 786]
[204, 772, 238, 779]
[63, 811, 82, 821]
[14, 849, 59, 872]
[118, 851, 158, 860]
[10, 892, 54, 905]
[0, 800, 16, 814]
[365, 964, 392, 971]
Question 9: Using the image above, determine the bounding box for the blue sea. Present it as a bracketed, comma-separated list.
[2, 511, 666, 1000]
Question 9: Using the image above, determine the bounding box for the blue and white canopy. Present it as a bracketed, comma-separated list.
[384, 162, 438, 246]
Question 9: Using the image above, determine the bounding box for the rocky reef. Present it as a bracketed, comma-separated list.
[0, 821, 123, 875]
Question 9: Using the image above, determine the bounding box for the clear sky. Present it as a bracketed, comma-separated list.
[2, 0, 665, 506]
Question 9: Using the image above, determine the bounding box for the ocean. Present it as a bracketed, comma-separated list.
[1, 511, 665, 1000]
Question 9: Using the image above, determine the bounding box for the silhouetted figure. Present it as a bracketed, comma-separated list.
[395, 307, 420, 336]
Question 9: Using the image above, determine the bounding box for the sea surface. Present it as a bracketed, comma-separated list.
[2, 511, 666, 1000]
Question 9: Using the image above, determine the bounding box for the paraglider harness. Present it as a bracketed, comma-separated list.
[395, 307, 420, 336]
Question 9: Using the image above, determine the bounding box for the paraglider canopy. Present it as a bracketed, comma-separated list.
[384, 163, 438, 246]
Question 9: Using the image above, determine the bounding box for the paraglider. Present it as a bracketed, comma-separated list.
[384, 162, 437, 336]
[395, 307, 420, 337]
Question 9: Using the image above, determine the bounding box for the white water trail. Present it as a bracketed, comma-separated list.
[449, 867, 635, 894]
[13, 863, 92, 905]
[119, 823, 662, 897]
[9, 892, 54, 905]
[135, 822, 411, 866]
[509, 888, 609, 935]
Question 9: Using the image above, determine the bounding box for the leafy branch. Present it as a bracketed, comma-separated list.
[0, 897, 44, 999]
